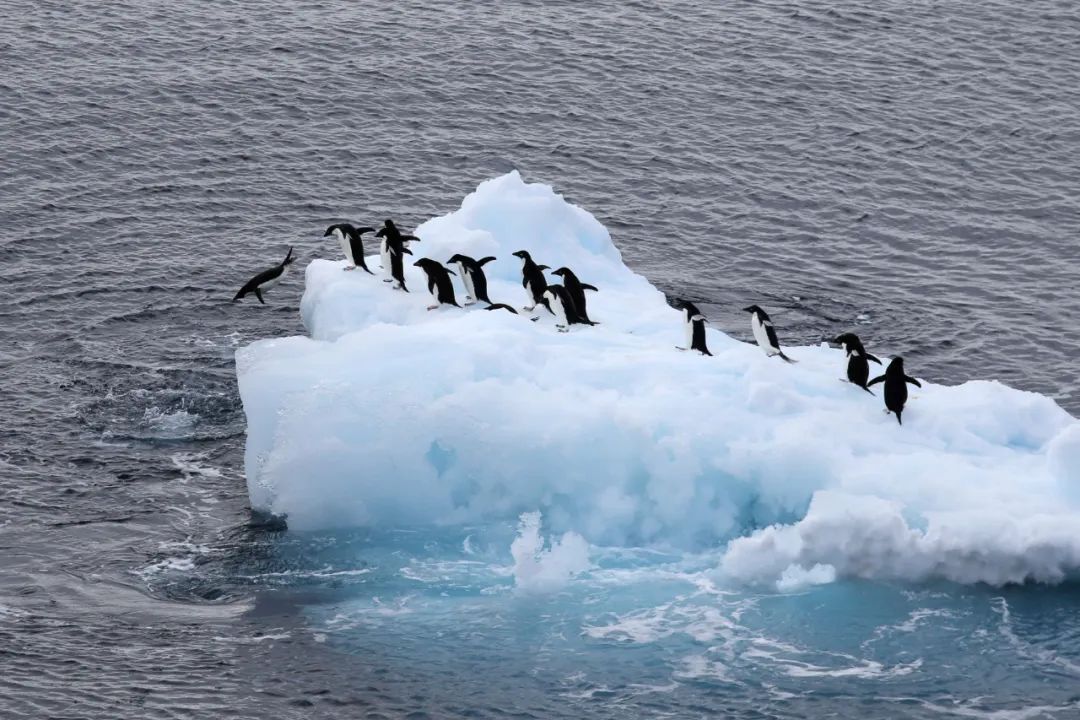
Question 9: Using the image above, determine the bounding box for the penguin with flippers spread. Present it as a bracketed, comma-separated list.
[867, 356, 921, 425]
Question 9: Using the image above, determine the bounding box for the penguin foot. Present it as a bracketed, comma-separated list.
[463, 299, 475, 306]
[524, 305, 535, 312]
[676, 346, 686, 351]
[427, 305, 438, 311]
[383, 278, 393, 283]
[557, 326, 569, 333]
[529, 316, 539, 323]
[344, 266, 356, 271]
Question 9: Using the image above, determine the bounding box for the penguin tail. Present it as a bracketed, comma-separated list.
[702, 348, 713, 357]
[896, 411, 903, 426]
[860, 385, 875, 396]
[779, 351, 797, 364]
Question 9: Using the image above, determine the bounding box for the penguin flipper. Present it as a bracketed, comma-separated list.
[581, 283, 599, 292]
[537, 265, 550, 271]
[906, 376, 922, 388]
[866, 353, 882, 364]
[254, 288, 265, 305]
[477, 256, 497, 266]
[867, 375, 885, 387]
[485, 303, 518, 314]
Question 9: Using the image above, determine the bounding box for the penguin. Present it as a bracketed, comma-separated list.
[385, 236, 412, 291]
[323, 223, 375, 274]
[551, 267, 598, 324]
[541, 284, 593, 331]
[512, 250, 548, 313]
[676, 301, 711, 356]
[485, 303, 519, 314]
[832, 332, 882, 394]
[867, 357, 921, 425]
[743, 305, 796, 363]
[447, 254, 497, 305]
[413, 258, 460, 309]
[233, 247, 295, 304]
[376, 219, 420, 283]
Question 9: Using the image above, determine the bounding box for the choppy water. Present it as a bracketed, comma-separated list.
[2, 0, 1079, 717]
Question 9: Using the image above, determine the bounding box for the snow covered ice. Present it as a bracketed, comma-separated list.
[237, 171, 1080, 589]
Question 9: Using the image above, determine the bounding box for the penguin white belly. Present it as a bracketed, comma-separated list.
[550, 296, 568, 329]
[380, 239, 391, 274]
[524, 280, 534, 307]
[750, 315, 776, 354]
[337, 232, 354, 265]
[684, 318, 695, 349]
[262, 265, 288, 290]
[460, 268, 476, 300]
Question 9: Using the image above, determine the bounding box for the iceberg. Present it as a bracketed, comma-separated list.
[236, 171, 1080, 587]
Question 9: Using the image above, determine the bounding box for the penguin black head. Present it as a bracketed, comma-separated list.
[324, 223, 350, 237]
[512, 250, 532, 261]
[743, 305, 764, 315]
[552, 267, 570, 278]
[832, 332, 861, 350]
[886, 356, 905, 374]
[413, 258, 436, 269]
[447, 253, 468, 265]
[678, 300, 706, 320]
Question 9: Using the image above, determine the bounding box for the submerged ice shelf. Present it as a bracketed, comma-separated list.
[237, 172, 1080, 588]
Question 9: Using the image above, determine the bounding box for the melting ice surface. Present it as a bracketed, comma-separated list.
[233, 173, 1080, 716]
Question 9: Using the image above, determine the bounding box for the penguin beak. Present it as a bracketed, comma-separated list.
[742, 306, 753, 313]
[323, 228, 333, 237]
[412, 260, 421, 267]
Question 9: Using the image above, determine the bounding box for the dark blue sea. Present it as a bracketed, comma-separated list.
[2, 1, 1080, 717]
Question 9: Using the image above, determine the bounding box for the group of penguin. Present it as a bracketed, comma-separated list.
[234, 219, 923, 425]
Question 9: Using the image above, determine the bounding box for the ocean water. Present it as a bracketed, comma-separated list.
[2, 0, 1079, 718]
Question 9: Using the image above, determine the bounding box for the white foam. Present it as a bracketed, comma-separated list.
[510, 511, 590, 592]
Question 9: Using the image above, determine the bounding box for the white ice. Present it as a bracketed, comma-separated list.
[236, 171, 1080, 588]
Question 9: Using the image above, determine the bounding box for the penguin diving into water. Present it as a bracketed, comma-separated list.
[867, 356, 921, 425]
[831, 332, 882, 394]
[512, 250, 549, 314]
[551, 267, 598, 324]
[233, 247, 295, 305]
[676, 301, 711, 356]
[323, 223, 375, 274]
[447, 253, 496, 305]
[376, 219, 420, 283]
[413, 258, 460, 310]
[743, 305, 796, 363]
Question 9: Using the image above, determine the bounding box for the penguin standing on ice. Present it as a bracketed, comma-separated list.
[512, 250, 549, 313]
[376, 219, 420, 283]
[868, 357, 921, 425]
[385, 236, 412, 291]
[832, 332, 882, 394]
[676, 301, 711, 356]
[233, 247, 295, 304]
[447, 254, 496, 305]
[323, 223, 375, 274]
[413, 258, 460, 309]
[541, 284, 587, 332]
[551, 267, 598, 324]
[743, 305, 796, 363]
